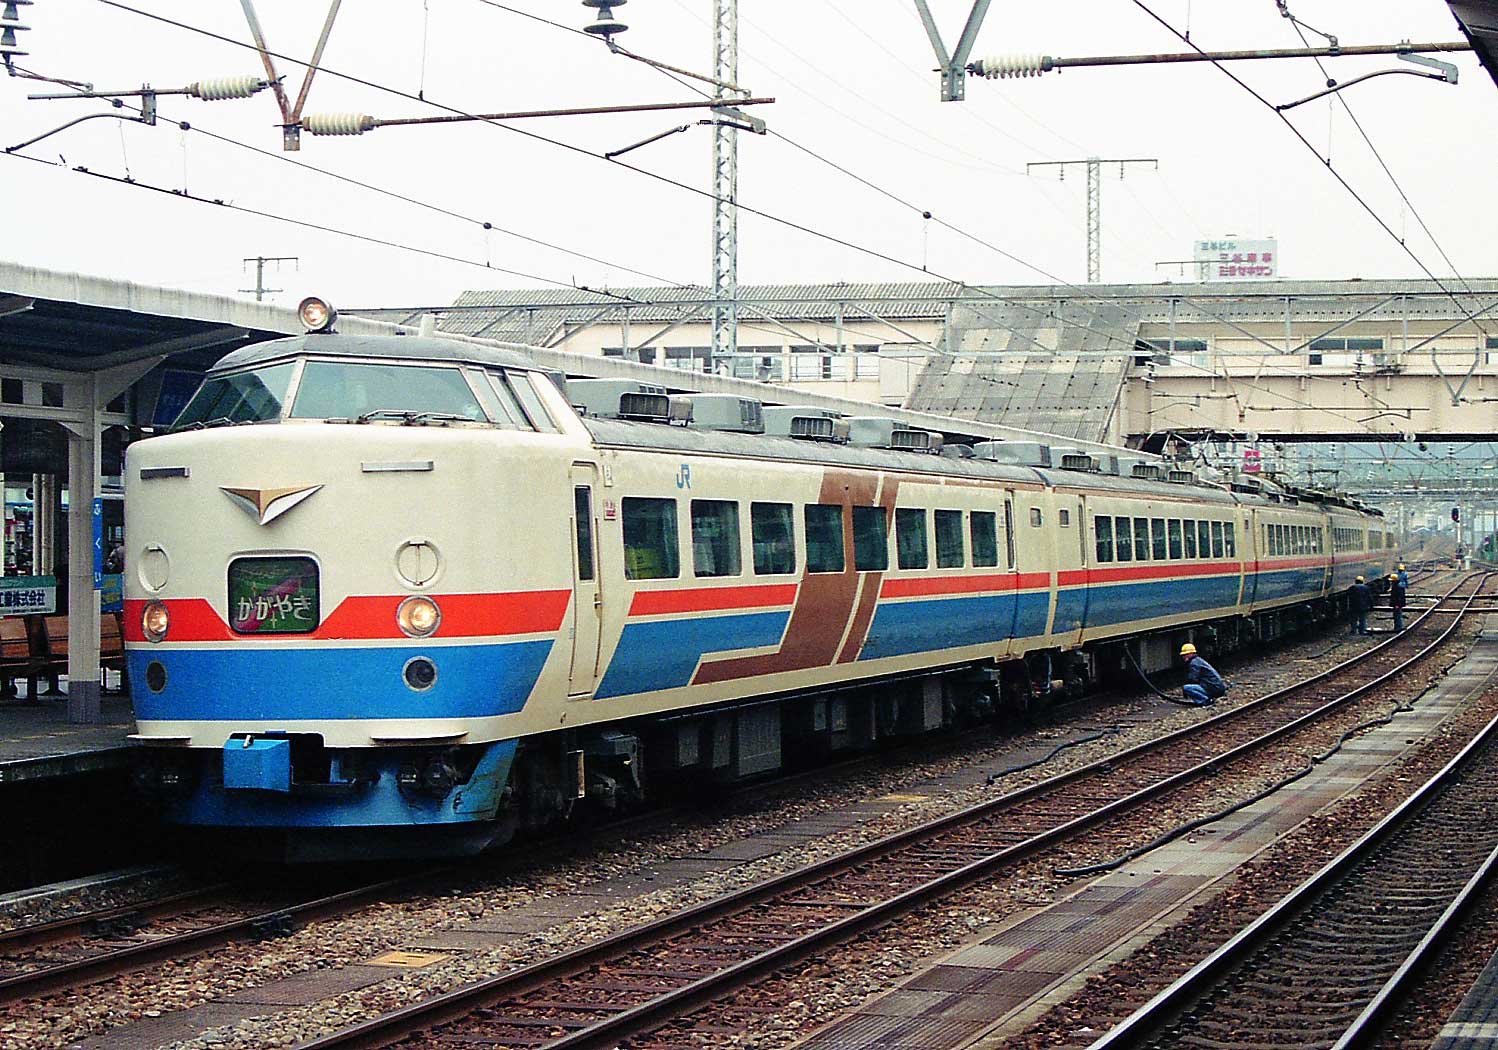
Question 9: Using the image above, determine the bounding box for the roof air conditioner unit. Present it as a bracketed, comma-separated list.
[1167, 469, 1196, 484]
[941, 444, 976, 459]
[1131, 463, 1164, 481]
[678, 394, 764, 433]
[567, 379, 668, 419]
[972, 441, 1052, 467]
[789, 415, 851, 442]
[1059, 452, 1098, 472]
[618, 391, 692, 424]
[890, 429, 942, 454]
[764, 405, 837, 437]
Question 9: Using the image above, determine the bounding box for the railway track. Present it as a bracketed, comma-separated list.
[1087, 696, 1498, 1049]
[291, 575, 1495, 1050]
[0, 869, 444, 1004]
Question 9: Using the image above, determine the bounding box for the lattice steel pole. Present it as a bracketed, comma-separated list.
[710, 0, 738, 370]
[1027, 156, 1157, 283]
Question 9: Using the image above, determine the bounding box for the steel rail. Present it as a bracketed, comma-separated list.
[1087, 707, 1498, 1050]
[294, 574, 1491, 1050]
[0, 881, 233, 954]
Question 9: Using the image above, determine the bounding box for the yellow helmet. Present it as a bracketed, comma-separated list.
[1398, 563, 1406, 570]
[1356, 575, 1365, 583]
[1180, 642, 1197, 656]
[1388, 573, 1398, 581]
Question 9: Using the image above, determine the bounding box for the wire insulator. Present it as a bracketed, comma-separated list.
[303, 112, 376, 136]
[188, 76, 264, 101]
[970, 54, 1053, 79]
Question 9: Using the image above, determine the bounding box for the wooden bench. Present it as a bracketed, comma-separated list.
[0, 618, 43, 700]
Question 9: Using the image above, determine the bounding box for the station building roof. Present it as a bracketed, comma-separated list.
[1448, 0, 1498, 89]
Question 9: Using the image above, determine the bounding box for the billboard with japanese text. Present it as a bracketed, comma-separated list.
[1194, 238, 1277, 281]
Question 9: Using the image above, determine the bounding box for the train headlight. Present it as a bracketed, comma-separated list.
[298, 296, 337, 333]
[397, 596, 441, 638]
[142, 601, 170, 643]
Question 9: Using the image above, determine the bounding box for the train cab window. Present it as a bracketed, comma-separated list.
[290, 361, 488, 422]
[1198, 521, 1212, 559]
[1168, 520, 1184, 559]
[1225, 522, 1237, 557]
[1183, 519, 1198, 558]
[805, 505, 845, 573]
[935, 510, 965, 568]
[1151, 518, 1168, 561]
[751, 502, 796, 575]
[691, 500, 741, 578]
[503, 371, 559, 432]
[481, 372, 532, 429]
[1114, 516, 1133, 562]
[1210, 521, 1225, 558]
[1094, 517, 1115, 563]
[622, 497, 680, 580]
[174, 362, 295, 427]
[853, 506, 889, 572]
[1133, 518, 1150, 561]
[972, 511, 1000, 567]
[897, 508, 929, 569]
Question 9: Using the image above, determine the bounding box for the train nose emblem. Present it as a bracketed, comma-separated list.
[220, 485, 324, 526]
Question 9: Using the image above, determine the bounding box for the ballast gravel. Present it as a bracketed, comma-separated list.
[0, 605, 1459, 1050]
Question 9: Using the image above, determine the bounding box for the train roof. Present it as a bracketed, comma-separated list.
[584, 417, 1385, 519]
[209, 333, 537, 373]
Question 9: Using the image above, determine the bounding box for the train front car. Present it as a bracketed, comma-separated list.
[125, 325, 581, 859]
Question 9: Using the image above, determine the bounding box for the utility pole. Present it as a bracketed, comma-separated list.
[240, 255, 298, 302]
[710, 0, 738, 372]
[1026, 157, 1158, 283]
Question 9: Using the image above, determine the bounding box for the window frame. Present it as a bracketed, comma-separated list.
[750, 501, 797, 576]
[852, 505, 890, 572]
[896, 507, 930, 570]
[689, 498, 742, 579]
[804, 504, 846, 574]
[934, 509, 965, 568]
[621, 496, 681, 581]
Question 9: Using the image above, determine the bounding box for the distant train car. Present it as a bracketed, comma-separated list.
[124, 311, 1393, 859]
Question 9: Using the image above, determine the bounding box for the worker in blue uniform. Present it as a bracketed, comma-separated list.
[1348, 575, 1372, 636]
[1387, 572, 1407, 632]
[1179, 642, 1227, 706]
[1397, 563, 1409, 589]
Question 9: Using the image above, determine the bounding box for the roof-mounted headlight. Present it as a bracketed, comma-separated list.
[298, 296, 337, 334]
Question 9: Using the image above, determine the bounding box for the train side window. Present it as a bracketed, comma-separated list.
[1058, 509, 1071, 527]
[1029, 507, 1043, 528]
[1094, 517, 1114, 563]
[1168, 520, 1184, 560]
[1114, 516, 1133, 562]
[1225, 522, 1237, 557]
[1151, 518, 1167, 561]
[501, 371, 559, 432]
[573, 487, 595, 581]
[935, 510, 965, 568]
[853, 506, 889, 572]
[1183, 519, 1198, 558]
[1003, 502, 1016, 568]
[972, 511, 1000, 567]
[805, 505, 845, 573]
[1133, 518, 1150, 561]
[897, 508, 929, 570]
[622, 497, 680, 580]
[751, 502, 796, 575]
[691, 499, 741, 578]
[1210, 521, 1225, 558]
[1198, 520, 1212, 559]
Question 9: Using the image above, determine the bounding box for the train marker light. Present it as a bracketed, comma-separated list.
[298, 296, 337, 333]
[397, 595, 441, 638]
[142, 600, 170, 643]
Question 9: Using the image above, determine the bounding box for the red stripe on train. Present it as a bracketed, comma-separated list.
[880, 572, 1049, 599]
[629, 583, 799, 617]
[123, 590, 571, 643]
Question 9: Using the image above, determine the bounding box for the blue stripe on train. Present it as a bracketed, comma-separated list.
[128, 640, 553, 721]
[1072, 575, 1242, 629]
[1252, 567, 1326, 603]
[858, 591, 1050, 661]
[594, 610, 791, 700]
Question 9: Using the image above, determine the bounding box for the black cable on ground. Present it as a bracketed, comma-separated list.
[1125, 645, 1212, 708]
[985, 728, 1121, 786]
[1053, 699, 1420, 878]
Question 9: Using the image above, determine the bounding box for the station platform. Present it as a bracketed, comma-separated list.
[791, 619, 1498, 1050]
[1431, 946, 1498, 1048]
[0, 682, 134, 785]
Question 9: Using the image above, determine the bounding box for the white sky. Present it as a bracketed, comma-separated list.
[3, 1, 1495, 311]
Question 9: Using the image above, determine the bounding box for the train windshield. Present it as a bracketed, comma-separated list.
[172, 362, 296, 428]
[289, 361, 487, 422]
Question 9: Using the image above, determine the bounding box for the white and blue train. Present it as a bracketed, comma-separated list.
[124, 308, 1396, 858]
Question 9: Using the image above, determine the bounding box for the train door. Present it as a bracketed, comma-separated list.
[1057, 493, 1087, 646]
[1319, 519, 1333, 597]
[1244, 509, 1260, 608]
[1002, 491, 1021, 642]
[567, 463, 604, 697]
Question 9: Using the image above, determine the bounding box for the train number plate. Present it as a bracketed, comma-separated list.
[228, 556, 320, 634]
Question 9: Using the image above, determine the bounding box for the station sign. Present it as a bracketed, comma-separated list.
[0, 575, 57, 615]
[1243, 447, 1263, 474]
[1194, 238, 1277, 281]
